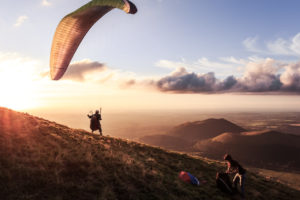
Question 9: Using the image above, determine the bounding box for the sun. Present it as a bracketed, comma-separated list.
[0, 70, 39, 110]
[0, 85, 38, 110]
[0, 53, 41, 110]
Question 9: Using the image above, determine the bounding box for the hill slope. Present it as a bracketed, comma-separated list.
[139, 134, 193, 151]
[0, 107, 300, 200]
[168, 118, 246, 142]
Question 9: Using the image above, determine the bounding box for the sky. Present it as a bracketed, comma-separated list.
[1, 0, 300, 117]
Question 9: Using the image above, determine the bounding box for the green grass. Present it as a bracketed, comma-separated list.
[250, 168, 300, 191]
[0, 107, 299, 200]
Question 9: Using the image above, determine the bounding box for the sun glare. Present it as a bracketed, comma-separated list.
[0, 53, 41, 110]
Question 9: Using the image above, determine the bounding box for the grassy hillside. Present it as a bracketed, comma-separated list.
[139, 134, 193, 151]
[0, 107, 300, 200]
[250, 168, 300, 191]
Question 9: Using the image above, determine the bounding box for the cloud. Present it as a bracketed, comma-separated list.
[156, 68, 217, 93]
[154, 69, 234, 93]
[61, 59, 106, 81]
[155, 59, 186, 70]
[156, 57, 241, 72]
[244, 33, 300, 56]
[267, 38, 292, 55]
[290, 33, 300, 55]
[155, 57, 248, 78]
[41, 57, 300, 94]
[0, 52, 39, 74]
[42, 0, 51, 6]
[243, 36, 262, 53]
[219, 56, 247, 65]
[119, 79, 137, 89]
[196, 57, 239, 69]
[52, 59, 139, 89]
[151, 58, 300, 94]
[238, 58, 282, 92]
[280, 62, 300, 91]
[14, 15, 28, 27]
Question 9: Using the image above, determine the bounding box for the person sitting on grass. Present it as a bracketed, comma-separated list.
[224, 154, 246, 198]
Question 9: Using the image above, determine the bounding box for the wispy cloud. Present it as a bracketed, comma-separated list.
[156, 57, 249, 78]
[267, 38, 292, 55]
[155, 58, 237, 71]
[219, 56, 248, 65]
[290, 33, 300, 55]
[42, 0, 51, 7]
[243, 33, 300, 56]
[0, 52, 43, 81]
[243, 36, 262, 53]
[157, 57, 250, 70]
[196, 57, 239, 70]
[14, 15, 28, 27]
[155, 59, 191, 70]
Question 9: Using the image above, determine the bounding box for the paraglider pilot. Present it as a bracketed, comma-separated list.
[224, 154, 246, 198]
[87, 110, 102, 136]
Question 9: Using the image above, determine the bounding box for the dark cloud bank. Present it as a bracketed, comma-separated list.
[154, 61, 300, 94]
[58, 58, 300, 94]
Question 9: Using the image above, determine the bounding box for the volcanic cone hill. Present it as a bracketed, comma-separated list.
[168, 118, 246, 142]
[0, 107, 300, 200]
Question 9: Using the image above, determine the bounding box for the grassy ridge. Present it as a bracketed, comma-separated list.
[0, 107, 299, 200]
[250, 168, 300, 191]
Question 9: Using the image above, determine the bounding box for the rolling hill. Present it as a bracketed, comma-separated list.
[194, 130, 300, 171]
[0, 107, 300, 199]
[168, 118, 246, 141]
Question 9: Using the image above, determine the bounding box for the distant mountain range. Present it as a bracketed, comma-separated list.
[139, 118, 246, 151]
[139, 118, 300, 171]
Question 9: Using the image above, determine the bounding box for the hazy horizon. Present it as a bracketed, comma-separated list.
[18, 107, 300, 140]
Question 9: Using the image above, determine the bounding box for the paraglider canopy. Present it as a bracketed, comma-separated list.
[50, 0, 137, 80]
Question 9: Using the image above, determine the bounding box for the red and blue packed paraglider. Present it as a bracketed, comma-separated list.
[178, 171, 200, 186]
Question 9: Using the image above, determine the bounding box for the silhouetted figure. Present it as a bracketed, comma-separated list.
[87, 110, 102, 135]
[224, 154, 246, 198]
[216, 172, 234, 194]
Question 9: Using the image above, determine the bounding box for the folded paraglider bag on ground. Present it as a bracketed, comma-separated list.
[216, 172, 233, 194]
[90, 115, 100, 131]
[179, 171, 200, 186]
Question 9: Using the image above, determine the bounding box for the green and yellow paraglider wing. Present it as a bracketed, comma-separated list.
[50, 0, 137, 80]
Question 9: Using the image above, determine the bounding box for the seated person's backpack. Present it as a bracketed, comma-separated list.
[216, 172, 234, 194]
